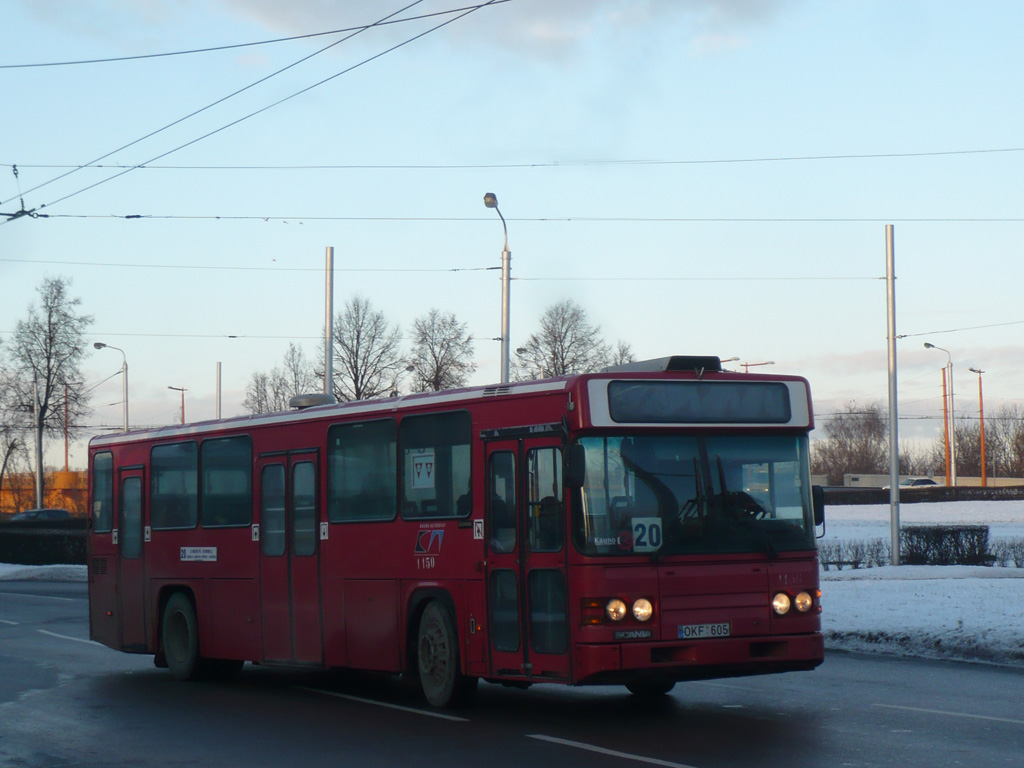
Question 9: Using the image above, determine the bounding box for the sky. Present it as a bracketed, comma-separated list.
[5, 500, 1024, 668]
[3, 0, 1024, 470]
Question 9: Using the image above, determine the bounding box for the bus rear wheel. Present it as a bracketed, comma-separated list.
[417, 601, 477, 708]
[162, 592, 205, 680]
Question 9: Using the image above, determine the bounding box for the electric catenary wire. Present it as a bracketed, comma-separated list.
[0, 2, 512, 69]
[0, 0, 506, 218]
[1, 0, 430, 209]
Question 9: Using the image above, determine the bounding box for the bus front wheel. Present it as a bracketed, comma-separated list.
[416, 601, 477, 708]
[162, 592, 204, 680]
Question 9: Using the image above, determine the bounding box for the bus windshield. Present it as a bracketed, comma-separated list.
[572, 434, 815, 557]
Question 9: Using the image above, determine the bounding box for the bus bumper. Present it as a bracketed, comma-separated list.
[573, 632, 824, 685]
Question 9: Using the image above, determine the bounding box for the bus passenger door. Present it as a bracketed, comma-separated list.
[117, 467, 147, 651]
[257, 451, 324, 665]
[485, 438, 570, 682]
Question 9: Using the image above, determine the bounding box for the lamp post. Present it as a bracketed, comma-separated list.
[969, 367, 987, 487]
[484, 192, 511, 384]
[925, 343, 956, 485]
[93, 342, 129, 432]
[167, 386, 187, 425]
[741, 360, 775, 373]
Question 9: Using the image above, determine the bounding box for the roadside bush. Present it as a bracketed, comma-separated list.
[0, 521, 86, 565]
[819, 538, 890, 570]
[992, 538, 1024, 568]
[900, 525, 993, 566]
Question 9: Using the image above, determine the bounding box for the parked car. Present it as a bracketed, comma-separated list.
[882, 477, 939, 490]
[10, 508, 72, 521]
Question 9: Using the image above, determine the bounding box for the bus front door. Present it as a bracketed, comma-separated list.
[257, 451, 324, 665]
[117, 467, 146, 651]
[485, 438, 570, 682]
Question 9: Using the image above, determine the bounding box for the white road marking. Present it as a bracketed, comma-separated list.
[875, 703, 1024, 726]
[294, 686, 470, 722]
[528, 734, 701, 768]
[37, 629, 102, 645]
[0, 591, 78, 602]
[0, 618, 19, 625]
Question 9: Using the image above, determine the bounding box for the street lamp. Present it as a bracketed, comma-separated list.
[93, 342, 129, 432]
[925, 343, 956, 485]
[484, 192, 511, 384]
[167, 386, 187, 425]
[969, 367, 987, 487]
[741, 360, 775, 373]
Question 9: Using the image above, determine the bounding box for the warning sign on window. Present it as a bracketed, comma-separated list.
[412, 450, 435, 490]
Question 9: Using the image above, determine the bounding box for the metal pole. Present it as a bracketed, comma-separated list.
[501, 243, 511, 384]
[885, 224, 900, 566]
[484, 194, 511, 384]
[948, 360, 957, 485]
[216, 362, 222, 420]
[325, 246, 335, 398]
[34, 380, 43, 509]
[122, 357, 129, 432]
[941, 370, 951, 484]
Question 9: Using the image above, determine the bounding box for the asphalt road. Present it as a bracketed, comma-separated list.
[2, 582, 1022, 768]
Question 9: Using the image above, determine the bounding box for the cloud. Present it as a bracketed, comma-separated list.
[211, 0, 794, 60]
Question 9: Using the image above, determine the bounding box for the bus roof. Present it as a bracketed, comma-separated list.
[89, 358, 812, 450]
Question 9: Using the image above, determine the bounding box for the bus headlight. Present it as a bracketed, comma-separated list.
[606, 599, 627, 621]
[772, 592, 791, 615]
[794, 591, 814, 613]
[632, 598, 654, 622]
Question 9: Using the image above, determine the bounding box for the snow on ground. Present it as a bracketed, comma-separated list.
[821, 499, 1024, 667]
[2, 500, 1022, 668]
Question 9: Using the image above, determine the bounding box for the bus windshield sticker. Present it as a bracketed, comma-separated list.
[180, 546, 217, 562]
[631, 517, 663, 553]
[412, 450, 436, 489]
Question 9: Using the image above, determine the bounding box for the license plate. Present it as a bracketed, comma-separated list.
[678, 622, 730, 639]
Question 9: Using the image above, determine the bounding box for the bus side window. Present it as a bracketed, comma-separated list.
[261, 465, 286, 557]
[527, 447, 563, 553]
[92, 451, 114, 533]
[488, 451, 516, 554]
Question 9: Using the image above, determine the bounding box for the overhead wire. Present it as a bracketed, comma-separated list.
[0, 2, 511, 69]
[1, 0, 506, 216]
[19, 213, 1024, 223]
[0, 0, 430, 209]
[7, 145, 1023, 172]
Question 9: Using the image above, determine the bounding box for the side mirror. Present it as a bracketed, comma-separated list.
[567, 444, 586, 489]
[811, 485, 825, 527]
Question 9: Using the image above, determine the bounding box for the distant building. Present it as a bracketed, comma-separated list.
[0, 470, 87, 518]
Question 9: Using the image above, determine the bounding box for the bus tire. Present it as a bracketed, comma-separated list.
[162, 592, 205, 680]
[416, 600, 477, 708]
[626, 680, 676, 698]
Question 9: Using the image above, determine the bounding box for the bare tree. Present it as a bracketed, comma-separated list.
[243, 343, 319, 414]
[609, 340, 636, 367]
[0, 338, 30, 514]
[408, 309, 476, 392]
[330, 295, 405, 401]
[810, 401, 888, 486]
[4, 277, 93, 505]
[514, 299, 612, 380]
[983, 404, 1024, 479]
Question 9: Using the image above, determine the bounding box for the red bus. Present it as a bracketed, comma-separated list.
[88, 355, 824, 707]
